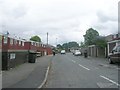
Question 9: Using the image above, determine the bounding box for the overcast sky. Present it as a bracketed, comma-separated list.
[0, 0, 119, 46]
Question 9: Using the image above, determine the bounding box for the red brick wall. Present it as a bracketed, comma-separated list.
[46, 47, 52, 55]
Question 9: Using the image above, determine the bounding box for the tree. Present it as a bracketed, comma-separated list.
[80, 41, 85, 48]
[95, 36, 107, 48]
[61, 41, 79, 52]
[84, 28, 99, 45]
[62, 42, 79, 49]
[30, 35, 41, 42]
[57, 44, 63, 49]
[62, 43, 68, 50]
[68, 41, 79, 48]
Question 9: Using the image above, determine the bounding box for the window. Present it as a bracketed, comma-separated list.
[39, 44, 41, 47]
[113, 46, 117, 52]
[35, 43, 36, 46]
[113, 34, 117, 39]
[10, 38, 13, 45]
[19, 41, 21, 46]
[3, 36, 8, 44]
[44, 45, 45, 47]
[118, 34, 120, 38]
[117, 46, 120, 52]
[10, 53, 16, 60]
[22, 41, 24, 46]
[31, 42, 34, 45]
[37, 43, 39, 47]
[14, 39, 17, 45]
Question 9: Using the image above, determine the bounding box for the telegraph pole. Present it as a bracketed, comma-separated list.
[47, 32, 48, 45]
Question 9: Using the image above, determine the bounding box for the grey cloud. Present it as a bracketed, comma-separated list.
[12, 6, 27, 18]
[93, 21, 118, 36]
[0, 0, 118, 45]
[1, 3, 28, 19]
[97, 11, 117, 23]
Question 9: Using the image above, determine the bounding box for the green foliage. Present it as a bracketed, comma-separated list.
[83, 28, 107, 48]
[80, 41, 86, 48]
[57, 44, 63, 50]
[68, 42, 79, 48]
[84, 28, 99, 45]
[62, 42, 79, 49]
[30, 35, 41, 42]
[62, 43, 68, 50]
[95, 36, 107, 48]
[56, 41, 79, 52]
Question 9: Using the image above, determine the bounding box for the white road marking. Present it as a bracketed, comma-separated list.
[100, 75, 120, 86]
[72, 60, 76, 63]
[78, 64, 90, 70]
[37, 66, 50, 89]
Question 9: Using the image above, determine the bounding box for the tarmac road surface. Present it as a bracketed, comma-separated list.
[44, 53, 119, 88]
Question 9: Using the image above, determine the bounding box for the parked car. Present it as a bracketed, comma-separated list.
[61, 50, 66, 54]
[108, 45, 120, 64]
[74, 50, 82, 56]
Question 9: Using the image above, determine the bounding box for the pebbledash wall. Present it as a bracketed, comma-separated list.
[2, 35, 52, 70]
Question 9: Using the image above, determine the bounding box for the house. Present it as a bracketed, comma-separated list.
[2, 35, 29, 70]
[88, 34, 120, 57]
[107, 33, 120, 56]
[2, 33, 53, 70]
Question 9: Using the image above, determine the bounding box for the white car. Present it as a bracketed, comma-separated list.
[61, 50, 66, 54]
[74, 50, 81, 56]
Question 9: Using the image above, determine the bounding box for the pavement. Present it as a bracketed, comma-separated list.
[2, 55, 53, 89]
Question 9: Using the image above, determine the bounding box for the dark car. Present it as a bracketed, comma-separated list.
[108, 45, 120, 64]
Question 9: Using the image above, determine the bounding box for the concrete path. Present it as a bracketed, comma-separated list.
[2, 55, 53, 89]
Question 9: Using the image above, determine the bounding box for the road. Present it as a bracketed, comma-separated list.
[44, 53, 119, 88]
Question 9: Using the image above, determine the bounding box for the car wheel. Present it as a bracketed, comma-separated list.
[108, 58, 113, 64]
